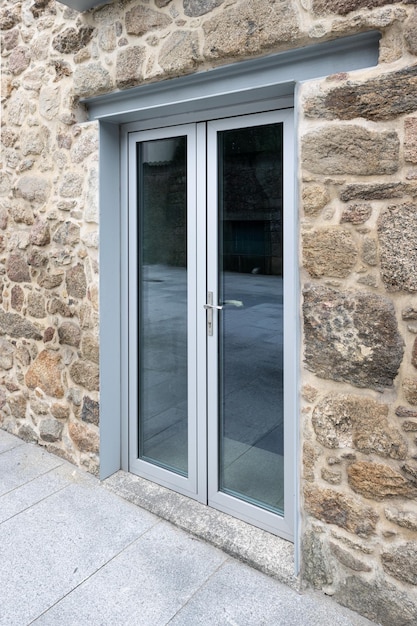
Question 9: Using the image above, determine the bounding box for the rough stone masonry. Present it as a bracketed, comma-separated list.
[2, 0, 417, 623]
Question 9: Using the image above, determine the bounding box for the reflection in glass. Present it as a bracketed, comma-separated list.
[137, 136, 188, 476]
[218, 124, 284, 514]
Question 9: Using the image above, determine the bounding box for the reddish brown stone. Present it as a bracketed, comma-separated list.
[304, 484, 378, 536]
[412, 337, 417, 369]
[11, 285, 24, 311]
[305, 64, 417, 121]
[396, 406, 417, 418]
[69, 420, 99, 453]
[312, 0, 399, 16]
[340, 204, 372, 225]
[347, 461, 417, 500]
[7, 253, 30, 283]
[30, 218, 50, 246]
[66, 264, 87, 299]
[403, 378, 417, 405]
[303, 228, 358, 278]
[43, 327, 55, 343]
[9, 46, 30, 75]
[25, 350, 64, 398]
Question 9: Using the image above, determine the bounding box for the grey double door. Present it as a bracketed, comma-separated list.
[127, 110, 294, 539]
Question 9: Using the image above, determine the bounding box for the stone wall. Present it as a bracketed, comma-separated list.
[2, 0, 417, 623]
[299, 54, 417, 622]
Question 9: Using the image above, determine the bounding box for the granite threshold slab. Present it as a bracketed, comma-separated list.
[103, 469, 297, 590]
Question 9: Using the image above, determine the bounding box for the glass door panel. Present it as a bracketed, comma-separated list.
[218, 123, 284, 514]
[137, 136, 188, 476]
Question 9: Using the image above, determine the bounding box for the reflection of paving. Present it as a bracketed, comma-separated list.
[222, 438, 284, 513]
[138, 265, 284, 512]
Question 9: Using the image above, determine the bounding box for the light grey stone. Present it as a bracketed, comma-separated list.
[0, 338, 14, 370]
[125, 5, 172, 36]
[7, 91, 30, 126]
[59, 173, 83, 198]
[0, 310, 42, 340]
[66, 263, 87, 299]
[184, 0, 224, 17]
[58, 321, 81, 347]
[202, 0, 301, 60]
[15, 175, 50, 203]
[73, 63, 113, 98]
[159, 31, 200, 74]
[53, 221, 80, 246]
[39, 86, 61, 121]
[302, 126, 399, 176]
[71, 132, 98, 164]
[84, 168, 98, 223]
[27, 292, 46, 318]
[39, 418, 64, 443]
[115, 46, 146, 89]
[378, 203, 417, 292]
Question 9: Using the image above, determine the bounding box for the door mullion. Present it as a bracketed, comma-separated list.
[206, 121, 221, 508]
[196, 122, 208, 502]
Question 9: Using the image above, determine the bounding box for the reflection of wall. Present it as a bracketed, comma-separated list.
[223, 150, 283, 275]
[142, 163, 187, 268]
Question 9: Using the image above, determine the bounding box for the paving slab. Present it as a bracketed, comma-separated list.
[0, 429, 24, 454]
[0, 463, 158, 625]
[0, 462, 93, 524]
[169, 558, 375, 626]
[0, 442, 62, 496]
[33, 521, 228, 626]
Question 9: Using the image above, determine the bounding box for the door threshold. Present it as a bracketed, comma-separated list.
[103, 470, 298, 590]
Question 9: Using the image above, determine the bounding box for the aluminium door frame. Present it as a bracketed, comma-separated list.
[125, 104, 296, 540]
[127, 124, 205, 501]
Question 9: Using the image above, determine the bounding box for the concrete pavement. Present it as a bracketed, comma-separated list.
[0, 429, 377, 626]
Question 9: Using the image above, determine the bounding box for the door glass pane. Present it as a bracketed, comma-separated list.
[218, 124, 284, 514]
[137, 137, 188, 476]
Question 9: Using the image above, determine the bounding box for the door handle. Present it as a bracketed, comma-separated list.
[203, 303, 223, 310]
[204, 292, 222, 336]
